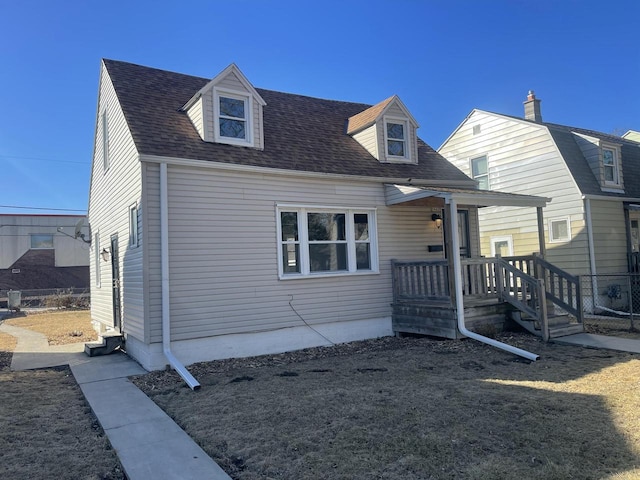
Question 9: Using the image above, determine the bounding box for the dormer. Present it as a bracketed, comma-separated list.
[182, 64, 266, 149]
[347, 95, 419, 164]
[573, 132, 624, 192]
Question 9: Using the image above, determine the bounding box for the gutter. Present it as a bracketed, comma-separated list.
[448, 196, 539, 362]
[160, 162, 201, 390]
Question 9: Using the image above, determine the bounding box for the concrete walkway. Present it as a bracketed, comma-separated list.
[553, 332, 640, 353]
[0, 322, 231, 480]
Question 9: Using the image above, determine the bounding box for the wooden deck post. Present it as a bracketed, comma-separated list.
[537, 206, 546, 259]
[537, 278, 549, 342]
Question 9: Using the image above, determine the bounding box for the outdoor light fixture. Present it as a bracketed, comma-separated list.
[101, 248, 111, 262]
[431, 213, 443, 229]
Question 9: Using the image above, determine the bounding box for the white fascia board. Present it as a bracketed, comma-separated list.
[138, 154, 476, 187]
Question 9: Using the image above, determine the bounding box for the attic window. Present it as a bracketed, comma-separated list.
[386, 120, 407, 158]
[214, 89, 252, 146]
[603, 147, 620, 185]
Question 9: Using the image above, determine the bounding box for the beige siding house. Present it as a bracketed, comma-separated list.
[439, 91, 640, 285]
[88, 60, 548, 378]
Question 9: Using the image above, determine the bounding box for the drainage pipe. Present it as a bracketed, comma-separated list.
[160, 162, 201, 390]
[448, 197, 539, 362]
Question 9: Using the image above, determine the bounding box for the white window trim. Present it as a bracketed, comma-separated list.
[94, 233, 101, 287]
[101, 110, 110, 172]
[549, 216, 571, 243]
[276, 204, 379, 279]
[213, 87, 253, 147]
[490, 235, 514, 257]
[382, 116, 411, 162]
[129, 203, 139, 247]
[602, 145, 622, 187]
[470, 155, 489, 190]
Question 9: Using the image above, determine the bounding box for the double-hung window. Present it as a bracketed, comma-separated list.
[277, 206, 378, 278]
[214, 88, 252, 146]
[471, 155, 489, 190]
[603, 147, 619, 185]
[385, 120, 408, 159]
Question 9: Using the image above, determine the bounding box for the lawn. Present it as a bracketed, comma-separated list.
[133, 333, 640, 480]
[0, 310, 124, 480]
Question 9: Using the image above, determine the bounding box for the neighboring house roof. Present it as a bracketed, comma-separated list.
[103, 59, 473, 185]
[459, 109, 640, 199]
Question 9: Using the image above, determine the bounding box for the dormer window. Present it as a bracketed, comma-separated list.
[214, 89, 252, 146]
[386, 121, 407, 158]
[603, 147, 619, 185]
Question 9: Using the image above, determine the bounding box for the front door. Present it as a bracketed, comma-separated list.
[110, 234, 121, 332]
[443, 209, 472, 258]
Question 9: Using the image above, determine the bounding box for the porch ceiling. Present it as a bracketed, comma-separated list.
[384, 184, 550, 208]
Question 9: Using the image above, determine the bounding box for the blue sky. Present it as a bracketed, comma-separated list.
[1, 0, 638, 214]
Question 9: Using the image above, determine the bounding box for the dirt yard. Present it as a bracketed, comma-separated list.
[134, 333, 640, 480]
[0, 310, 124, 480]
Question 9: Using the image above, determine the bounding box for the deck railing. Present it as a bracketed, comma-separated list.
[392, 254, 582, 336]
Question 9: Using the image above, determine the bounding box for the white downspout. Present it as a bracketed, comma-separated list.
[448, 197, 539, 362]
[160, 162, 201, 390]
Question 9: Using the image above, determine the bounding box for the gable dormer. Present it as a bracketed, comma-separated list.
[347, 95, 419, 164]
[182, 64, 266, 149]
[573, 132, 624, 192]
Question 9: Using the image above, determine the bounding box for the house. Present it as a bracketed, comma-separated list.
[438, 91, 640, 310]
[0, 214, 90, 292]
[438, 92, 640, 313]
[88, 60, 551, 380]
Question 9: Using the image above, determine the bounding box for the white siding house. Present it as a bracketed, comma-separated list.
[88, 60, 547, 375]
[439, 91, 640, 279]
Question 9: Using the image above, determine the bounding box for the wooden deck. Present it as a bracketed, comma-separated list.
[391, 255, 583, 340]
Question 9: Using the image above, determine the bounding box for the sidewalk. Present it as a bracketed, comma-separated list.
[1, 323, 231, 480]
[552, 332, 640, 353]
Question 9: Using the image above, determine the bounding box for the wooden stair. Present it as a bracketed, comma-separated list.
[510, 311, 584, 338]
[84, 332, 124, 357]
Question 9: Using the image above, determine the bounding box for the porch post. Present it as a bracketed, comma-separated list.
[536, 206, 546, 258]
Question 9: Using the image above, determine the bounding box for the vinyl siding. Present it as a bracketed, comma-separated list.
[440, 111, 587, 272]
[590, 199, 628, 274]
[352, 124, 378, 160]
[88, 63, 145, 340]
[185, 97, 204, 140]
[144, 164, 464, 343]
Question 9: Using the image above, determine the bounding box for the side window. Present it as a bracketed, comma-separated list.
[549, 217, 571, 243]
[471, 156, 489, 190]
[129, 204, 139, 247]
[94, 233, 101, 287]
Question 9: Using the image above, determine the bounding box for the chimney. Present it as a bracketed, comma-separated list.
[523, 90, 542, 122]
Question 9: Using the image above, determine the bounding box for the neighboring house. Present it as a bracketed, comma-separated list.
[88, 59, 547, 375]
[0, 214, 90, 290]
[439, 91, 640, 282]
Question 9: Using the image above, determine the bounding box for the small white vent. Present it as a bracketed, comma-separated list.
[11, 269, 20, 274]
[473, 125, 481, 135]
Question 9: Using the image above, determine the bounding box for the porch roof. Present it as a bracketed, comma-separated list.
[384, 184, 550, 208]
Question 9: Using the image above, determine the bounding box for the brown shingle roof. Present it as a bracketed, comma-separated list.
[103, 59, 473, 184]
[346, 95, 395, 134]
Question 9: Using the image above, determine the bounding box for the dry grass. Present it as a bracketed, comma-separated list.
[4, 309, 98, 345]
[0, 311, 125, 479]
[134, 333, 640, 480]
